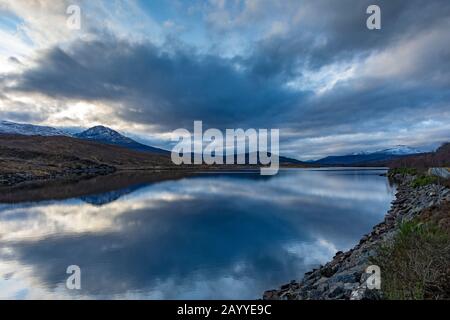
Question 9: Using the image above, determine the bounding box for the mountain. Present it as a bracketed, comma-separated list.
[313, 145, 425, 165]
[371, 145, 423, 156]
[351, 145, 423, 156]
[0, 120, 70, 137]
[387, 143, 450, 168]
[182, 151, 307, 166]
[246, 152, 306, 165]
[74, 126, 169, 155]
[0, 121, 170, 155]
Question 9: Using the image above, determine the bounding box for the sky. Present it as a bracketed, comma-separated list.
[0, 0, 449, 160]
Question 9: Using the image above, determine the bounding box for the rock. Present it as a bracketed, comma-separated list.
[350, 286, 382, 300]
[263, 290, 279, 300]
[280, 283, 290, 290]
[320, 266, 336, 278]
[330, 272, 358, 284]
[317, 282, 329, 293]
[328, 282, 345, 299]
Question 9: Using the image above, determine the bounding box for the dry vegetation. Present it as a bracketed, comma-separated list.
[0, 134, 173, 171]
[0, 134, 176, 185]
[372, 201, 450, 300]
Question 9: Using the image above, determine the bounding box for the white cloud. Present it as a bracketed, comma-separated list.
[360, 19, 450, 84]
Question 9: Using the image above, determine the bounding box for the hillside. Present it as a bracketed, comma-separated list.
[0, 134, 174, 185]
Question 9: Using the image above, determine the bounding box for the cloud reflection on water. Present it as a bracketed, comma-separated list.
[0, 169, 395, 299]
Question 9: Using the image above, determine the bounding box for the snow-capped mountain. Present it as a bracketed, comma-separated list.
[75, 125, 130, 143]
[351, 150, 372, 156]
[352, 145, 423, 156]
[374, 145, 423, 155]
[0, 120, 70, 136]
[314, 145, 425, 165]
[74, 125, 169, 155]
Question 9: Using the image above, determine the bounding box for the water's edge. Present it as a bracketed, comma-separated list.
[263, 173, 450, 300]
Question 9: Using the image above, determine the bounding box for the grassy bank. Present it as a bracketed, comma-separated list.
[372, 218, 450, 299]
[372, 168, 450, 300]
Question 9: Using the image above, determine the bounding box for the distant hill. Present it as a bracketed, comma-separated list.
[312, 145, 424, 166]
[0, 120, 70, 137]
[74, 125, 170, 155]
[182, 152, 307, 166]
[247, 152, 306, 165]
[279, 155, 306, 165]
[386, 143, 450, 168]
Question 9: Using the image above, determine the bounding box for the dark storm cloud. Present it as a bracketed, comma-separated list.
[247, 0, 450, 76]
[286, 80, 450, 136]
[10, 39, 300, 130]
[5, 0, 450, 154]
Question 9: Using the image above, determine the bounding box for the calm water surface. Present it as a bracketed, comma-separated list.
[0, 168, 395, 299]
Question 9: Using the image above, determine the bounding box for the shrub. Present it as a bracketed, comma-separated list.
[388, 168, 418, 177]
[372, 219, 450, 300]
[411, 175, 438, 188]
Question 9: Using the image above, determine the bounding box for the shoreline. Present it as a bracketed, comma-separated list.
[0, 164, 317, 188]
[263, 172, 450, 300]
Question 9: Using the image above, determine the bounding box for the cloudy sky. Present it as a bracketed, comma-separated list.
[0, 0, 449, 159]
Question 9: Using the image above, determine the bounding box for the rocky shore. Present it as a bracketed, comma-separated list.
[263, 172, 450, 300]
[0, 165, 116, 186]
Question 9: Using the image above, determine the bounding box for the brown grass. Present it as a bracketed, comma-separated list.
[0, 134, 173, 174]
[372, 202, 450, 300]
